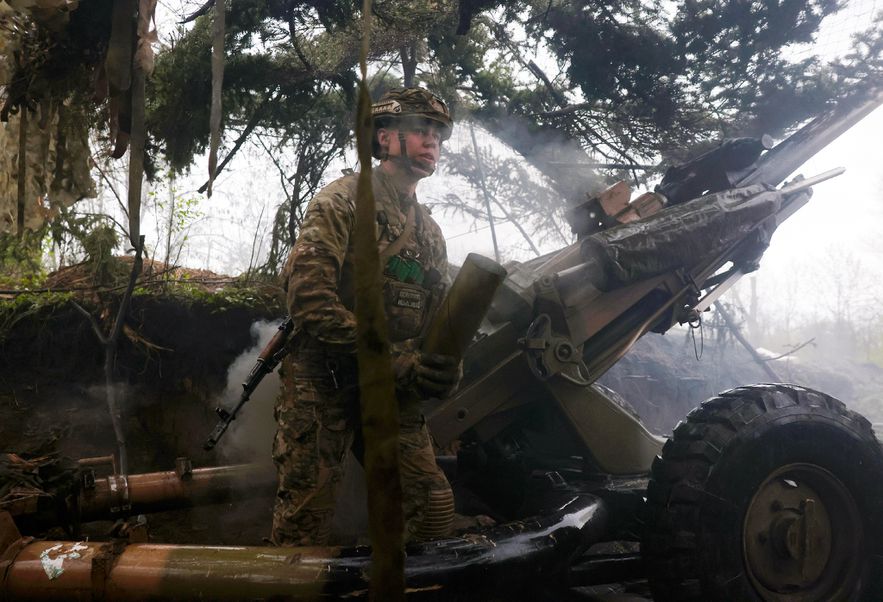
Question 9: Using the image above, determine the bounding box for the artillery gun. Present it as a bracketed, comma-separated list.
[2, 86, 883, 600]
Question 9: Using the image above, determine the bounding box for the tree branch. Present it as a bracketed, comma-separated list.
[400, 42, 418, 87]
[198, 93, 276, 194]
[533, 102, 595, 118]
[71, 300, 109, 345]
[92, 155, 129, 221]
[762, 338, 816, 362]
[181, 0, 213, 24]
[715, 301, 780, 381]
[287, 14, 314, 70]
[528, 60, 566, 105]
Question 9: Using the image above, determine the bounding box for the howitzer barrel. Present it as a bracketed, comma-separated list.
[78, 463, 275, 522]
[739, 85, 883, 188]
[422, 253, 507, 360]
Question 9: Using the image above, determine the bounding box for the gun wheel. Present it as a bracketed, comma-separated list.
[642, 384, 883, 601]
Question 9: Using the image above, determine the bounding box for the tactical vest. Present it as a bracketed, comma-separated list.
[377, 206, 443, 343]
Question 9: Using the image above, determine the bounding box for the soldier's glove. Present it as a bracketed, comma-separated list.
[414, 352, 461, 398]
[391, 342, 461, 399]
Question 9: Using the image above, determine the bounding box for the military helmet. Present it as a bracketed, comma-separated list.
[371, 87, 453, 159]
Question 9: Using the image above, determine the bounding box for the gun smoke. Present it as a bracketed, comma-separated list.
[215, 320, 282, 465]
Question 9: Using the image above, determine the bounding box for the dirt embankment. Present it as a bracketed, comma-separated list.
[0, 261, 284, 543]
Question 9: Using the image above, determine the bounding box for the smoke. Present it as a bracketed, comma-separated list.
[214, 320, 282, 465]
[208, 319, 369, 542]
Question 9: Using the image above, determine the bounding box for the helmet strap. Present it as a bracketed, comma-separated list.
[397, 131, 412, 170]
[392, 130, 436, 176]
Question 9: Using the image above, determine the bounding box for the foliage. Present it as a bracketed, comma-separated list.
[142, 0, 881, 238]
[0, 0, 113, 117]
[253, 85, 353, 276]
[43, 207, 124, 278]
[2, 0, 881, 279]
[132, 280, 282, 315]
[147, 178, 204, 271]
[80, 222, 122, 285]
[0, 230, 46, 288]
[0, 290, 74, 344]
[435, 0, 878, 178]
[0, 2, 107, 241]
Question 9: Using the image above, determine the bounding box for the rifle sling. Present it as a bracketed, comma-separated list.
[380, 204, 416, 262]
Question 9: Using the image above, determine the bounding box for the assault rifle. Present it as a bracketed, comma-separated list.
[203, 317, 293, 450]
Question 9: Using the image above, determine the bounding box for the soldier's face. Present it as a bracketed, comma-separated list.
[378, 119, 443, 178]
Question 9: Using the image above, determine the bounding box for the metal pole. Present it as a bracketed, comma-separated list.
[469, 122, 501, 263]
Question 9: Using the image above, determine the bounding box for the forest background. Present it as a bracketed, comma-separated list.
[1, 0, 882, 375]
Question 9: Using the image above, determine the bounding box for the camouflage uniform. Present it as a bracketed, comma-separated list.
[272, 167, 454, 546]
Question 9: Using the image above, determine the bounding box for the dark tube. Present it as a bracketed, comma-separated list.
[78, 464, 276, 522]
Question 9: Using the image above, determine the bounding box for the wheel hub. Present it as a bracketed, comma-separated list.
[743, 464, 861, 600]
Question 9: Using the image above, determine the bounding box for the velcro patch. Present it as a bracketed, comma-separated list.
[372, 100, 402, 115]
[396, 289, 424, 310]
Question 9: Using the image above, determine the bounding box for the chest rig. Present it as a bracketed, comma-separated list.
[377, 204, 443, 343]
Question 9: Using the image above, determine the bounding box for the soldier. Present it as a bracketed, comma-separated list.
[271, 87, 461, 546]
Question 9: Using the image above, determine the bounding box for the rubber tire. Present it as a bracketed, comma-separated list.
[641, 384, 883, 601]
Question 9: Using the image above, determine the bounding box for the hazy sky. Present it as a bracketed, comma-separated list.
[761, 104, 883, 269]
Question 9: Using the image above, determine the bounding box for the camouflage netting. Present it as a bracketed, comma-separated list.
[581, 185, 782, 289]
[0, 104, 95, 233]
[0, 0, 96, 233]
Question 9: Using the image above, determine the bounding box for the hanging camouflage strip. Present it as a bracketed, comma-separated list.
[207, 0, 225, 198]
[353, 1, 406, 599]
[106, 0, 136, 95]
[135, 0, 158, 75]
[0, 1, 97, 235]
[126, 0, 157, 246]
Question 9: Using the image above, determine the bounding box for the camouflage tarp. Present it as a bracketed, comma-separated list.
[581, 184, 783, 288]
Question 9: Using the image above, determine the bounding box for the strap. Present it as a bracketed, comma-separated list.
[380, 203, 416, 262]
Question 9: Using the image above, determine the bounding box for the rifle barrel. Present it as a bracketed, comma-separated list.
[203, 318, 293, 450]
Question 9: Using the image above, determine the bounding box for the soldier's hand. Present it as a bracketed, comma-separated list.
[415, 352, 461, 398]
[390, 343, 461, 399]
